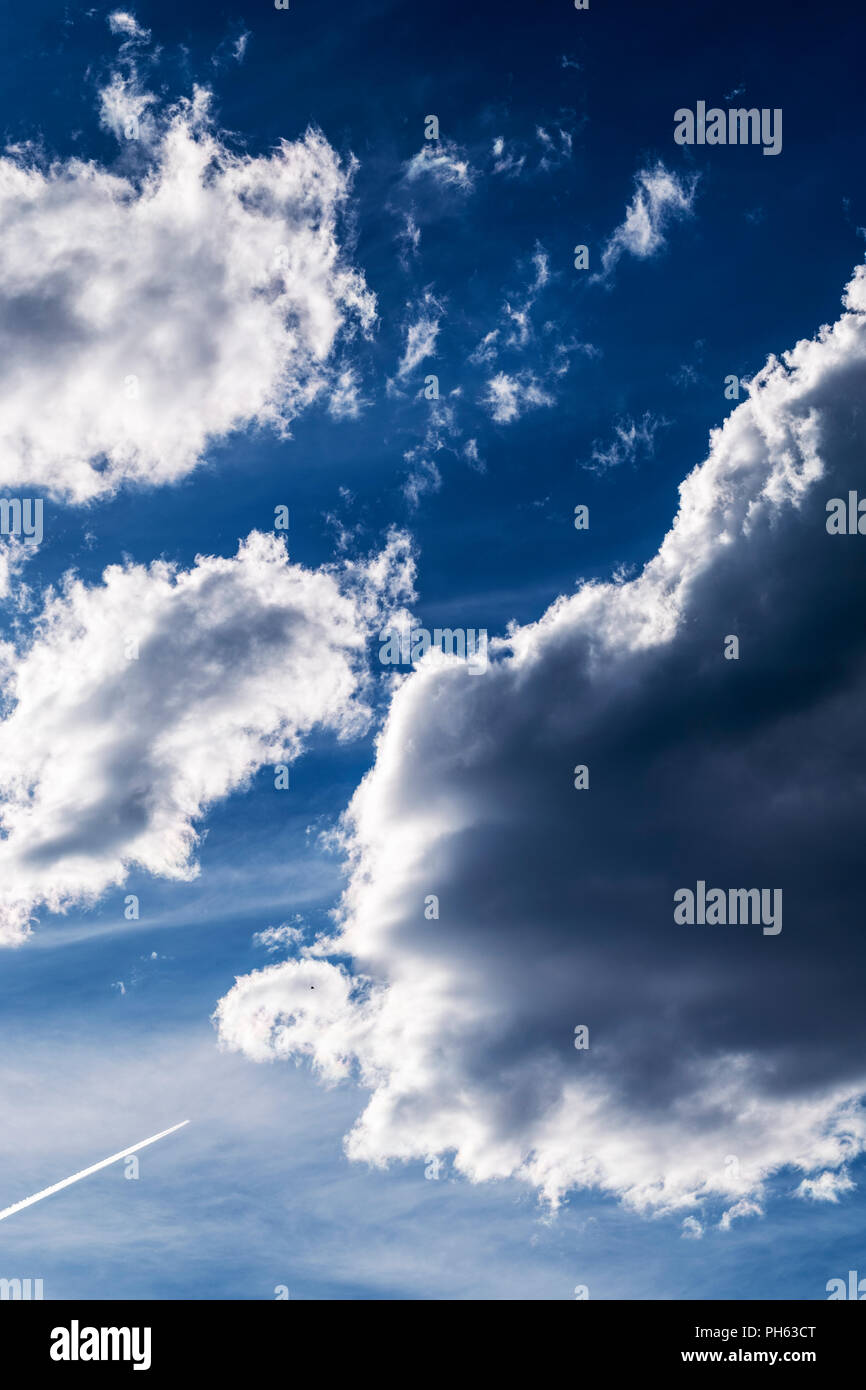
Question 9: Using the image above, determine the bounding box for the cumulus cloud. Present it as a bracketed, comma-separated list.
[597, 162, 698, 280]
[216, 262, 866, 1219]
[0, 81, 375, 502]
[0, 529, 414, 945]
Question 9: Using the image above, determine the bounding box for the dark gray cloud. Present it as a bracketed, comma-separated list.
[216, 266, 866, 1224]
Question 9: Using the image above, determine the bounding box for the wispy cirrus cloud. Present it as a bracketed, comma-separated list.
[397, 292, 444, 379]
[583, 411, 670, 474]
[403, 140, 474, 193]
[596, 162, 698, 281]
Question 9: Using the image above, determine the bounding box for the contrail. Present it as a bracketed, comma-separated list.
[0, 1120, 189, 1224]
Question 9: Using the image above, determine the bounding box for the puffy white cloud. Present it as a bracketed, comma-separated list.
[216, 263, 866, 1219]
[98, 69, 159, 142]
[0, 529, 414, 945]
[0, 82, 375, 502]
[597, 162, 698, 280]
[254, 918, 306, 953]
[794, 1170, 855, 1202]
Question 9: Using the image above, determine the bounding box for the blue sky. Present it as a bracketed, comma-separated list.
[0, 0, 864, 1300]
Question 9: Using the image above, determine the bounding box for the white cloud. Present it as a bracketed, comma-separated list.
[0, 530, 414, 945]
[397, 295, 442, 379]
[108, 11, 150, 41]
[469, 330, 499, 366]
[254, 919, 307, 953]
[403, 141, 474, 193]
[598, 162, 698, 280]
[585, 411, 669, 473]
[718, 1199, 763, 1231]
[469, 245, 567, 372]
[399, 399, 461, 506]
[402, 456, 442, 510]
[490, 126, 574, 179]
[482, 371, 555, 424]
[98, 69, 159, 142]
[794, 1170, 855, 1202]
[0, 83, 375, 502]
[328, 367, 367, 419]
[463, 439, 484, 472]
[396, 213, 421, 266]
[491, 138, 526, 179]
[215, 263, 866, 1218]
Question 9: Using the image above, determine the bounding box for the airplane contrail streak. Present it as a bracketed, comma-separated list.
[0, 1120, 189, 1223]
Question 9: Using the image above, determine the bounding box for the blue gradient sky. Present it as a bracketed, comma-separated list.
[0, 0, 864, 1300]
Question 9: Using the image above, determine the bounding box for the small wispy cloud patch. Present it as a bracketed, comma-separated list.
[107, 10, 150, 42]
[596, 162, 698, 281]
[583, 412, 669, 473]
[403, 140, 474, 193]
[482, 371, 555, 424]
[397, 293, 443, 379]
